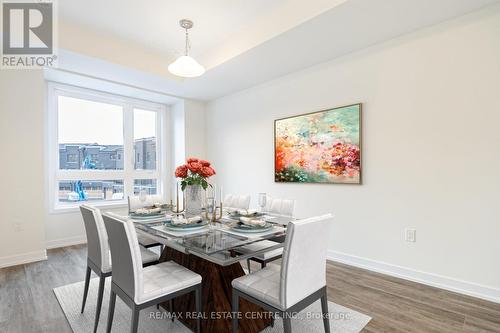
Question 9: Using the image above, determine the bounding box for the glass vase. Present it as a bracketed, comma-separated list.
[185, 184, 203, 216]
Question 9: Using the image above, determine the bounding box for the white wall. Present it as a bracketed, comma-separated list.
[171, 101, 186, 168]
[184, 100, 207, 160]
[171, 99, 207, 163]
[45, 98, 206, 249]
[0, 70, 92, 254]
[206, 8, 500, 301]
[170, 99, 207, 205]
[0, 69, 205, 256]
[0, 71, 47, 266]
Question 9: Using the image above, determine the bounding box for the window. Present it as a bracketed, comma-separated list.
[67, 154, 77, 163]
[58, 180, 124, 202]
[134, 109, 157, 170]
[134, 179, 158, 195]
[48, 83, 166, 211]
[58, 96, 123, 171]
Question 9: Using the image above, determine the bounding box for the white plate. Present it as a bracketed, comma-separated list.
[162, 224, 208, 232]
[130, 214, 164, 220]
[231, 224, 273, 233]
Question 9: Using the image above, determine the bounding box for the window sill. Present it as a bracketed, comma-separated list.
[50, 200, 128, 215]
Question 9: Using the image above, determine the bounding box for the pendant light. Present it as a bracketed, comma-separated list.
[168, 19, 206, 78]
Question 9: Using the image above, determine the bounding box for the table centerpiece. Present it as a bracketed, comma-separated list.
[175, 157, 216, 215]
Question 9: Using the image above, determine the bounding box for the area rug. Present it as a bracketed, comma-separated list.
[54, 278, 371, 333]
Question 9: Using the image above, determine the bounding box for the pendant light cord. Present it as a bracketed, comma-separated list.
[184, 28, 190, 56]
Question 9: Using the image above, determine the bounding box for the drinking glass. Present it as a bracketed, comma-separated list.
[206, 197, 215, 214]
[258, 193, 267, 212]
[139, 190, 147, 204]
[206, 197, 216, 230]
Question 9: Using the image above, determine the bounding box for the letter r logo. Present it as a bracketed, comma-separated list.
[2, 2, 53, 54]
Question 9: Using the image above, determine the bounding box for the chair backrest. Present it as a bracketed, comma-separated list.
[264, 197, 295, 217]
[280, 214, 333, 308]
[224, 194, 251, 210]
[79, 205, 110, 272]
[102, 212, 143, 303]
[128, 194, 164, 212]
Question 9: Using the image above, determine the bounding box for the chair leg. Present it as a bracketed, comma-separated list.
[283, 314, 292, 333]
[195, 285, 202, 333]
[231, 289, 239, 333]
[321, 290, 330, 333]
[130, 306, 140, 333]
[106, 290, 116, 333]
[93, 276, 106, 333]
[261, 261, 267, 269]
[81, 266, 91, 313]
[170, 299, 175, 322]
[246, 259, 251, 274]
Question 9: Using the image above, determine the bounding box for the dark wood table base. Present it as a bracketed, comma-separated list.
[159, 247, 271, 333]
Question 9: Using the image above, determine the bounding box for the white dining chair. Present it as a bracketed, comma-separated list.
[127, 194, 164, 213]
[79, 205, 160, 333]
[239, 197, 295, 273]
[264, 197, 295, 218]
[224, 194, 251, 211]
[102, 212, 203, 333]
[231, 214, 333, 333]
[127, 194, 164, 252]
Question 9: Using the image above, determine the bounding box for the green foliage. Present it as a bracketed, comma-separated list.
[275, 167, 314, 182]
[275, 166, 328, 183]
[181, 173, 209, 190]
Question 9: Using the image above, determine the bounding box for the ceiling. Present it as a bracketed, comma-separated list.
[57, 0, 500, 101]
[59, 0, 346, 69]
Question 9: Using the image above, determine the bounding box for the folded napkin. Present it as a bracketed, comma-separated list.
[135, 207, 162, 215]
[171, 215, 202, 226]
[239, 217, 267, 227]
[236, 209, 259, 216]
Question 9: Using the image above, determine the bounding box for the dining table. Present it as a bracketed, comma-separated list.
[128, 211, 293, 333]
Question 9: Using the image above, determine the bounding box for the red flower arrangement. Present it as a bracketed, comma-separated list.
[175, 157, 216, 190]
[321, 142, 360, 176]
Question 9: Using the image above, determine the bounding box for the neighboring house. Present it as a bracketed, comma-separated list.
[58, 138, 156, 201]
[59, 144, 125, 170]
[59, 137, 155, 170]
[134, 137, 156, 170]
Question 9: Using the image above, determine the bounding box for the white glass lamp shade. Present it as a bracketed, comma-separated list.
[168, 55, 205, 78]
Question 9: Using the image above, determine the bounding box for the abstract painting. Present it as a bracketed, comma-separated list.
[274, 104, 361, 184]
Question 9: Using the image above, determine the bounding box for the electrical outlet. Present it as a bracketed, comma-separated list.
[405, 228, 416, 242]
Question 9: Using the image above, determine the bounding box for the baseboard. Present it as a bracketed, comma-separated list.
[46, 235, 87, 250]
[328, 250, 500, 304]
[0, 250, 47, 268]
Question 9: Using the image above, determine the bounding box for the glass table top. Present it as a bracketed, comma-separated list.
[133, 213, 292, 266]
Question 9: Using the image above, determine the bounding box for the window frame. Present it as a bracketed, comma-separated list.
[47, 82, 168, 213]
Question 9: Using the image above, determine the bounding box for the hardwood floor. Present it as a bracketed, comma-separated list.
[0, 245, 87, 333]
[0, 244, 499, 333]
[326, 261, 500, 333]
